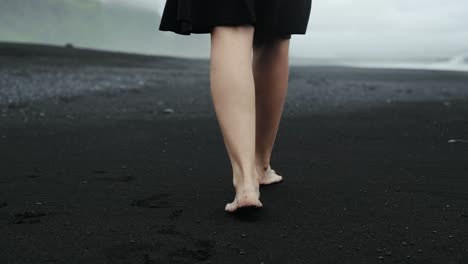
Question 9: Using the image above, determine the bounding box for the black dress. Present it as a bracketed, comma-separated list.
[158, 0, 312, 40]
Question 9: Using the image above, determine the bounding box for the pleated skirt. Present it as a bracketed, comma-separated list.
[158, 0, 312, 39]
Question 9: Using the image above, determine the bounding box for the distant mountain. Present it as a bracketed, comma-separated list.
[0, 0, 208, 57]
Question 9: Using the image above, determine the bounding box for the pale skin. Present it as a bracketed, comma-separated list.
[210, 25, 289, 213]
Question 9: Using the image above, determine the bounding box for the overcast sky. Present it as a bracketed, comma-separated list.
[106, 0, 468, 59]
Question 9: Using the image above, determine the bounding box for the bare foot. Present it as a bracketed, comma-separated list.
[225, 180, 263, 213]
[258, 165, 283, 185]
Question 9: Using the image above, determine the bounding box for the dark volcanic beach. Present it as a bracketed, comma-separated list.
[0, 42, 467, 264]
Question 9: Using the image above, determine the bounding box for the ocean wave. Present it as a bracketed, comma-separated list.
[345, 53, 468, 72]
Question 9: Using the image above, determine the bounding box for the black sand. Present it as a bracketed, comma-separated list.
[0, 42, 467, 263]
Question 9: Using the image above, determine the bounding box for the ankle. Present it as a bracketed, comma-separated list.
[255, 163, 270, 179]
[232, 170, 258, 188]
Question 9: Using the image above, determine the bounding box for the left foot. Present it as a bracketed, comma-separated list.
[225, 179, 263, 213]
[258, 165, 283, 185]
[224, 187, 263, 213]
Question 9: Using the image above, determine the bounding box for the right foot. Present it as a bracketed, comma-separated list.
[258, 164, 283, 185]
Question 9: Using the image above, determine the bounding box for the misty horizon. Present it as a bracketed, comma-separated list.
[1, 0, 467, 63]
[108, 0, 468, 60]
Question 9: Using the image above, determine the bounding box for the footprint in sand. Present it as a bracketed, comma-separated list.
[130, 193, 171, 208]
[168, 208, 183, 220]
[157, 224, 180, 235]
[105, 229, 214, 264]
[92, 169, 135, 182]
[12, 210, 49, 224]
[168, 240, 213, 263]
[93, 175, 135, 183]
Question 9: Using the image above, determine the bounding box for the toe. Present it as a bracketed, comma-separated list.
[225, 202, 237, 212]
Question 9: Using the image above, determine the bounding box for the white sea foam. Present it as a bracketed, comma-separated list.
[345, 54, 468, 72]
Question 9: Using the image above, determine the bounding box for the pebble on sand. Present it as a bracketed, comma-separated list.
[162, 108, 174, 114]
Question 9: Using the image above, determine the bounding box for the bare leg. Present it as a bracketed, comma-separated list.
[252, 37, 290, 185]
[210, 25, 263, 212]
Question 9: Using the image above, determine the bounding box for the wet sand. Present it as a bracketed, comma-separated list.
[0, 42, 467, 263]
